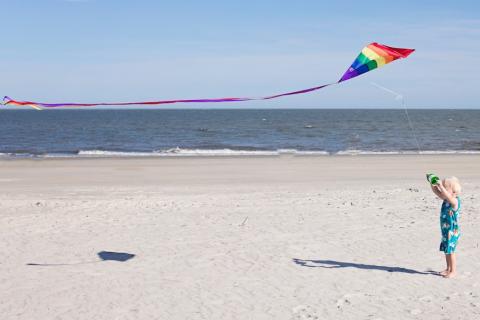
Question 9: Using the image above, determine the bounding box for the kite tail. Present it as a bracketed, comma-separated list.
[28, 105, 43, 111]
[1, 84, 338, 110]
[3, 96, 43, 110]
[1, 43, 414, 110]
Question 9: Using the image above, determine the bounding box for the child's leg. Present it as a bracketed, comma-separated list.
[446, 254, 457, 278]
[440, 254, 449, 276]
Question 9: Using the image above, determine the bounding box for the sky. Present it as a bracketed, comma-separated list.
[1, 0, 479, 108]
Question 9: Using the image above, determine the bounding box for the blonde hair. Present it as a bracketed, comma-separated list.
[444, 176, 462, 194]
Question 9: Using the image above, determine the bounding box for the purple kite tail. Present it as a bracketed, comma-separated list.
[1, 42, 414, 110]
[2, 83, 338, 109]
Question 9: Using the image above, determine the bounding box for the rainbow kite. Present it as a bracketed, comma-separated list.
[2, 42, 414, 110]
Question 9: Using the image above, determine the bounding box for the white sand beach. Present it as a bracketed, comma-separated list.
[1, 155, 479, 319]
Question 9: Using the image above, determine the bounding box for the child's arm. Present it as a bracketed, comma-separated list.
[430, 184, 444, 199]
[434, 183, 458, 210]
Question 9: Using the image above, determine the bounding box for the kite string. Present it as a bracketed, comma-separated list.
[370, 82, 422, 154]
[401, 97, 422, 153]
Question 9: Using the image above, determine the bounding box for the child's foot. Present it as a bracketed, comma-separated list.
[445, 271, 456, 278]
[439, 269, 449, 276]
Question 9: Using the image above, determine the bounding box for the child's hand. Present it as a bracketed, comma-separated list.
[434, 184, 445, 195]
[430, 182, 444, 199]
[435, 182, 446, 191]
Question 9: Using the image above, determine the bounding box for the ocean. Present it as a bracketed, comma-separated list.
[0, 109, 479, 157]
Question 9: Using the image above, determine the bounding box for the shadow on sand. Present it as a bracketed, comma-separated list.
[292, 258, 439, 276]
[26, 251, 135, 266]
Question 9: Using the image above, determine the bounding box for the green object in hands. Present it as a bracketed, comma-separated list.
[426, 173, 440, 185]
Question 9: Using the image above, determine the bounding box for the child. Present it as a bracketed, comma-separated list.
[430, 176, 462, 278]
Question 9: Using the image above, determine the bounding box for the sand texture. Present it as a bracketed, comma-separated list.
[1, 155, 479, 319]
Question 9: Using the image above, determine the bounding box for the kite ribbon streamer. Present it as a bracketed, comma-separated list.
[2, 42, 414, 110]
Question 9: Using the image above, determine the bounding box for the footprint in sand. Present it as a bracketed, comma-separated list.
[419, 295, 432, 303]
[410, 309, 422, 315]
[291, 305, 319, 320]
[336, 293, 356, 309]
